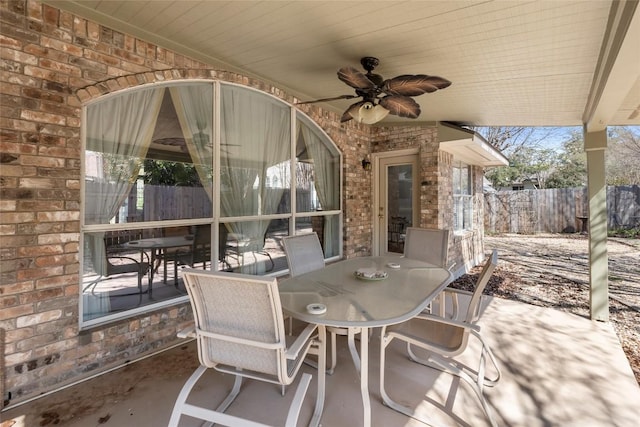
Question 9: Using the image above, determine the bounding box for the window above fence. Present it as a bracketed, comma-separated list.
[81, 81, 342, 328]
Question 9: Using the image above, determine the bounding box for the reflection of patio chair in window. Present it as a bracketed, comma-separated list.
[388, 216, 408, 252]
[229, 230, 274, 272]
[157, 226, 191, 283]
[85, 236, 150, 299]
[168, 269, 325, 427]
[218, 223, 233, 271]
[379, 250, 501, 427]
[283, 232, 361, 375]
[171, 224, 211, 286]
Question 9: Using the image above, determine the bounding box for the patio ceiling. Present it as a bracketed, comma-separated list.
[47, 1, 640, 131]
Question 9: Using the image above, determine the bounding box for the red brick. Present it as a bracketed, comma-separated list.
[0, 304, 34, 321]
[36, 273, 77, 289]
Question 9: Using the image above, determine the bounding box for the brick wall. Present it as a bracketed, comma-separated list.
[0, 0, 380, 406]
[0, 0, 484, 406]
[371, 126, 486, 271]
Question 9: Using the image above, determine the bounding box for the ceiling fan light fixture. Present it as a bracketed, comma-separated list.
[350, 102, 389, 124]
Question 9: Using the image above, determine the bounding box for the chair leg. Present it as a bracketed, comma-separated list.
[262, 251, 275, 272]
[136, 268, 144, 305]
[381, 329, 500, 427]
[214, 373, 243, 414]
[379, 330, 436, 425]
[168, 365, 209, 427]
[404, 334, 501, 427]
[423, 352, 499, 427]
[284, 373, 312, 427]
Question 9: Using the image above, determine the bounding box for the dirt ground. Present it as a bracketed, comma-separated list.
[450, 233, 640, 385]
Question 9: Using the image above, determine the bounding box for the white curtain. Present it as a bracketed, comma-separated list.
[220, 86, 290, 243]
[85, 87, 164, 274]
[299, 123, 339, 256]
[168, 84, 214, 200]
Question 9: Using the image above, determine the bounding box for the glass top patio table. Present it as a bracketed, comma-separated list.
[279, 255, 453, 427]
[124, 236, 193, 291]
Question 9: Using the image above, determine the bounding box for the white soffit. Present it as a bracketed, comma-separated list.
[438, 123, 509, 168]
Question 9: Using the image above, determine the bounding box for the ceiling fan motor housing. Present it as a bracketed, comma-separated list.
[360, 57, 384, 86]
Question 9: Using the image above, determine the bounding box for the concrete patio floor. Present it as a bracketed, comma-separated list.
[2, 295, 639, 427]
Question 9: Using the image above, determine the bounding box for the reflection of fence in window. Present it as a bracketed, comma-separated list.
[453, 195, 473, 231]
[143, 185, 212, 220]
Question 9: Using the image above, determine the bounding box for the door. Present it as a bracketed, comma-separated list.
[374, 153, 419, 255]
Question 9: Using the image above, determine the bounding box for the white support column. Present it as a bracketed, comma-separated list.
[584, 128, 608, 322]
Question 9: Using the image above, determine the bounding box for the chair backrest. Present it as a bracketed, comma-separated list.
[182, 269, 287, 379]
[193, 224, 211, 246]
[218, 223, 229, 261]
[464, 249, 498, 324]
[282, 233, 325, 277]
[163, 226, 191, 238]
[403, 227, 450, 268]
[189, 224, 211, 263]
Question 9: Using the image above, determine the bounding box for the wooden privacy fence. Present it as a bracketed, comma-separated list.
[142, 186, 314, 221]
[484, 185, 640, 234]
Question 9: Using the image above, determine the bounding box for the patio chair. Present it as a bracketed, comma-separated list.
[388, 216, 408, 253]
[169, 269, 325, 427]
[85, 235, 149, 299]
[171, 224, 212, 286]
[229, 230, 275, 273]
[156, 226, 191, 283]
[379, 250, 501, 427]
[283, 233, 362, 375]
[403, 227, 452, 269]
[403, 227, 456, 316]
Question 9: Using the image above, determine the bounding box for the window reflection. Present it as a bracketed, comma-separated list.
[81, 82, 341, 326]
[220, 219, 289, 275]
[294, 215, 340, 258]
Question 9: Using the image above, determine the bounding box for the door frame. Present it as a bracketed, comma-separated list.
[372, 148, 420, 256]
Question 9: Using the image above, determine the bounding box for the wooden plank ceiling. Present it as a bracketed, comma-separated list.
[48, 0, 640, 129]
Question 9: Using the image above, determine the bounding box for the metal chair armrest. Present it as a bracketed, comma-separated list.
[177, 326, 196, 339]
[412, 311, 481, 333]
[285, 323, 318, 360]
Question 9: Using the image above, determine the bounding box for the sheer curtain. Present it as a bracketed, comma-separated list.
[169, 84, 214, 200]
[299, 123, 339, 256]
[220, 86, 290, 243]
[85, 87, 164, 274]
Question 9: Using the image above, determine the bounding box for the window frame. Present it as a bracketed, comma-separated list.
[79, 80, 342, 329]
[452, 160, 473, 233]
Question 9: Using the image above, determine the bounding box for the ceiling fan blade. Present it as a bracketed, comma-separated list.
[296, 95, 358, 105]
[382, 75, 452, 96]
[296, 94, 358, 105]
[337, 66, 376, 90]
[379, 95, 421, 119]
[340, 101, 367, 123]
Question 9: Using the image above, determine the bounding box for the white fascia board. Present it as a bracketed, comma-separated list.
[437, 122, 509, 167]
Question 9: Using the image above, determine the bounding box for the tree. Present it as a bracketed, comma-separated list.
[473, 127, 565, 189]
[546, 132, 586, 188]
[606, 126, 640, 185]
[484, 146, 557, 189]
[474, 126, 566, 154]
[143, 160, 201, 186]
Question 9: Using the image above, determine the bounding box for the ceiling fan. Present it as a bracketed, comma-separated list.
[297, 57, 451, 124]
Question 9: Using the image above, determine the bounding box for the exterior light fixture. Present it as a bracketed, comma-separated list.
[362, 158, 372, 170]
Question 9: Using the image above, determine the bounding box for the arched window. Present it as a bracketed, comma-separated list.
[81, 81, 341, 327]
